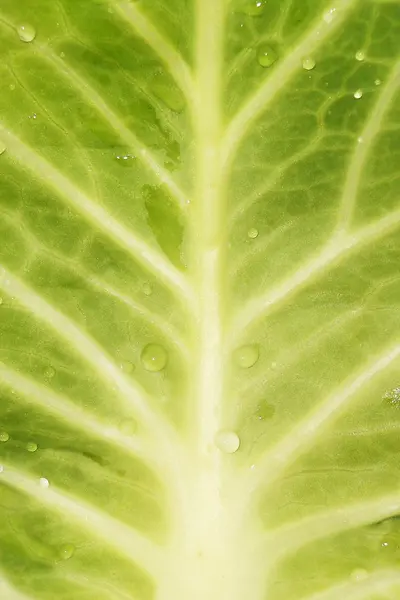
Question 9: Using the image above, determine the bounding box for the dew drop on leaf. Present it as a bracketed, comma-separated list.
[351, 569, 368, 581]
[0, 432, 9, 443]
[141, 343, 168, 372]
[59, 544, 75, 560]
[383, 386, 400, 406]
[354, 89, 363, 99]
[0, 465, 3, 474]
[143, 282, 153, 296]
[17, 24, 36, 43]
[115, 153, 135, 165]
[375, 78, 382, 86]
[119, 361, 135, 374]
[257, 45, 278, 68]
[39, 477, 49, 488]
[355, 50, 365, 61]
[44, 366, 56, 379]
[240, 0, 266, 16]
[234, 344, 260, 368]
[215, 431, 240, 454]
[256, 402, 275, 420]
[247, 228, 259, 239]
[26, 442, 38, 453]
[302, 57, 316, 71]
[323, 7, 337, 23]
[0, 141, 6, 156]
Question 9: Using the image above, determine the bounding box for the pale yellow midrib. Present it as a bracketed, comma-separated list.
[157, 0, 233, 598]
[192, 0, 226, 460]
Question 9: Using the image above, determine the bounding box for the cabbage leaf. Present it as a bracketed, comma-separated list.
[1, 0, 400, 599]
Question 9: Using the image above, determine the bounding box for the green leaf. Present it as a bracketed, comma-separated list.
[0, 0, 400, 599]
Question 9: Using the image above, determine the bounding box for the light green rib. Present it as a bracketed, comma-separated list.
[1, 465, 163, 576]
[247, 342, 400, 496]
[0, 126, 191, 300]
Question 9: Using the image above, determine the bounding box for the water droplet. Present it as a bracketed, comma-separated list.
[26, 442, 38, 453]
[354, 89, 363, 99]
[119, 419, 137, 436]
[143, 282, 153, 296]
[9, 84, 15, 91]
[59, 544, 75, 560]
[39, 477, 49, 488]
[44, 366, 56, 379]
[215, 431, 240, 454]
[302, 57, 316, 71]
[141, 343, 168, 372]
[0, 141, 6, 156]
[375, 79, 381, 86]
[355, 50, 365, 61]
[351, 569, 368, 581]
[17, 24, 36, 43]
[381, 540, 389, 548]
[257, 45, 278, 68]
[240, 0, 266, 16]
[0, 432, 9, 443]
[323, 7, 337, 23]
[247, 228, 259, 239]
[256, 402, 275, 420]
[60, 51, 65, 58]
[119, 361, 135, 374]
[116, 153, 135, 165]
[0, 465, 3, 473]
[357, 136, 364, 144]
[383, 387, 400, 406]
[234, 344, 260, 368]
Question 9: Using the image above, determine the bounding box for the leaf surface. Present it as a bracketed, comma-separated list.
[0, 0, 400, 599]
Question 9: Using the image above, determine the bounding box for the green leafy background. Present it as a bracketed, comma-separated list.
[0, 0, 400, 599]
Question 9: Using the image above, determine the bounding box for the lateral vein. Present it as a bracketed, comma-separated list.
[246, 342, 400, 495]
[36, 46, 189, 210]
[299, 570, 400, 600]
[0, 125, 191, 301]
[0, 362, 153, 463]
[0, 577, 36, 600]
[336, 60, 400, 231]
[1, 209, 188, 356]
[0, 265, 173, 442]
[114, 1, 194, 104]
[231, 203, 400, 339]
[222, 0, 357, 170]
[0, 465, 163, 576]
[269, 492, 400, 561]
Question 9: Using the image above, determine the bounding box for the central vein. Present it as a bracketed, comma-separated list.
[160, 5, 267, 599]
[192, 0, 226, 456]
[180, 0, 230, 588]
